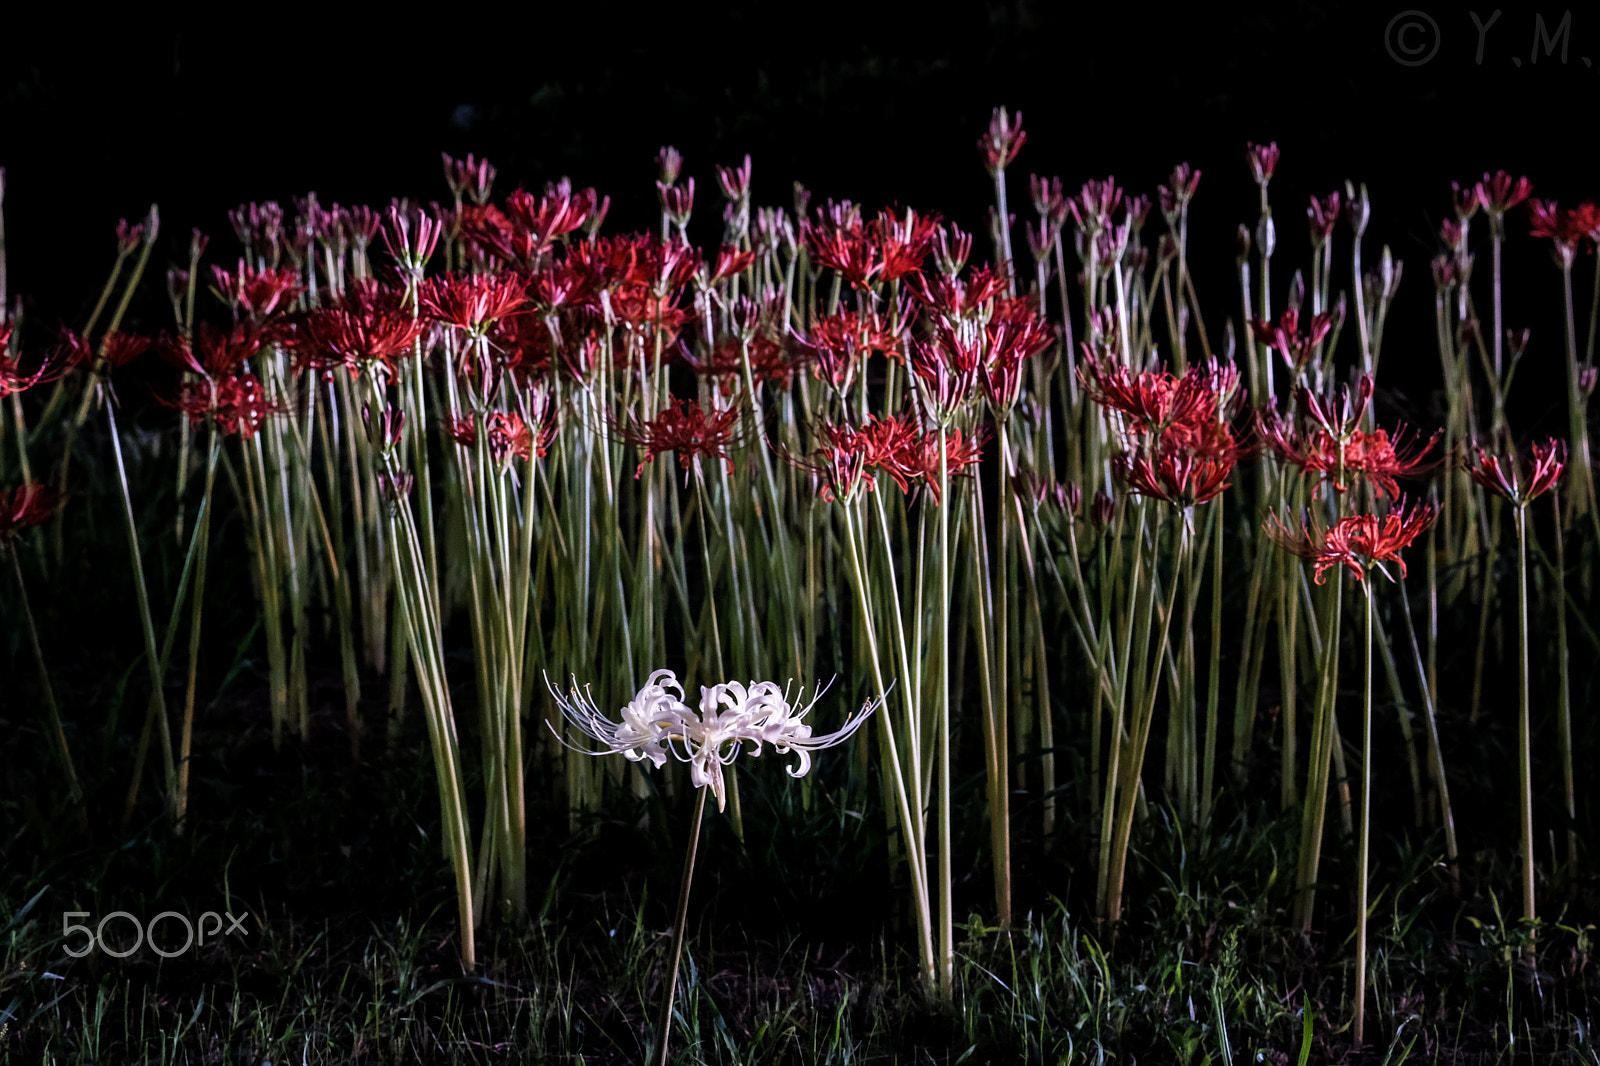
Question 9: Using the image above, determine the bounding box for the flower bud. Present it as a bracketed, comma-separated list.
[1091, 489, 1116, 528]
[655, 146, 682, 186]
[1286, 270, 1305, 315]
[1344, 180, 1370, 238]
[1234, 223, 1251, 264]
[1255, 212, 1276, 259]
[1506, 327, 1531, 361]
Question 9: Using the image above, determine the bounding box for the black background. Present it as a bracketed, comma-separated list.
[3, 1, 1595, 429]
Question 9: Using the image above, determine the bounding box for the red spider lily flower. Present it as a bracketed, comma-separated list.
[909, 321, 984, 417]
[211, 259, 305, 320]
[710, 245, 756, 284]
[805, 221, 881, 290]
[617, 396, 745, 480]
[803, 421, 875, 503]
[228, 201, 286, 260]
[900, 422, 989, 505]
[1452, 180, 1485, 221]
[531, 257, 600, 314]
[873, 206, 941, 283]
[680, 335, 798, 397]
[906, 265, 1008, 320]
[1, 330, 75, 396]
[171, 372, 272, 439]
[1467, 437, 1566, 505]
[1307, 192, 1341, 247]
[507, 180, 600, 248]
[446, 410, 549, 465]
[293, 282, 427, 381]
[1246, 142, 1280, 186]
[1157, 163, 1201, 220]
[1301, 375, 1374, 439]
[1264, 501, 1435, 584]
[793, 311, 902, 391]
[97, 331, 154, 371]
[657, 178, 695, 229]
[1113, 445, 1238, 507]
[1066, 178, 1123, 234]
[158, 321, 265, 380]
[345, 205, 382, 251]
[1030, 174, 1069, 228]
[379, 203, 442, 277]
[0, 482, 63, 543]
[1527, 199, 1600, 261]
[979, 106, 1026, 175]
[420, 272, 527, 333]
[457, 184, 599, 268]
[1078, 352, 1218, 437]
[1250, 308, 1336, 376]
[933, 224, 973, 276]
[443, 152, 497, 205]
[716, 155, 752, 203]
[1257, 411, 1438, 497]
[1481, 170, 1532, 215]
[1440, 219, 1465, 250]
[979, 313, 1055, 413]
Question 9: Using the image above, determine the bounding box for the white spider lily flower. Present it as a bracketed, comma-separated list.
[546, 669, 884, 811]
[544, 668, 693, 768]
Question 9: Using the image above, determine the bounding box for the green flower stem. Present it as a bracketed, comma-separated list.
[1469, 495, 1503, 727]
[174, 424, 220, 835]
[1295, 572, 1342, 933]
[1394, 572, 1458, 864]
[838, 495, 936, 992]
[1513, 504, 1536, 942]
[8, 542, 87, 834]
[1097, 501, 1144, 920]
[1550, 490, 1575, 869]
[121, 488, 204, 831]
[385, 457, 475, 970]
[965, 462, 1011, 930]
[1354, 579, 1375, 1049]
[1103, 510, 1188, 931]
[317, 380, 363, 761]
[1200, 496, 1225, 829]
[653, 785, 708, 1066]
[1371, 605, 1427, 828]
[102, 392, 179, 823]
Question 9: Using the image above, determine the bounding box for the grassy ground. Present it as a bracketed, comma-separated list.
[4, 606, 1597, 1064]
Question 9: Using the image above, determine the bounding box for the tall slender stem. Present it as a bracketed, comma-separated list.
[654, 786, 709, 1066]
[9, 544, 88, 833]
[1513, 505, 1535, 943]
[1353, 580, 1374, 1048]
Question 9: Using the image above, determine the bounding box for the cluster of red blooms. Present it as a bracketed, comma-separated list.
[1080, 350, 1246, 507]
[1467, 437, 1566, 505]
[1265, 501, 1436, 585]
[1251, 308, 1335, 377]
[801, 204, 942, 291]
[293, 279, 427, 382]
[445, 408, 557, 466]
[1525, 198, 1600, 262]
[801, 413, 988, 505]
[1256, 377, 1437, 499]
[616, 396, 745, 480]
[156, 323, 274, 438]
